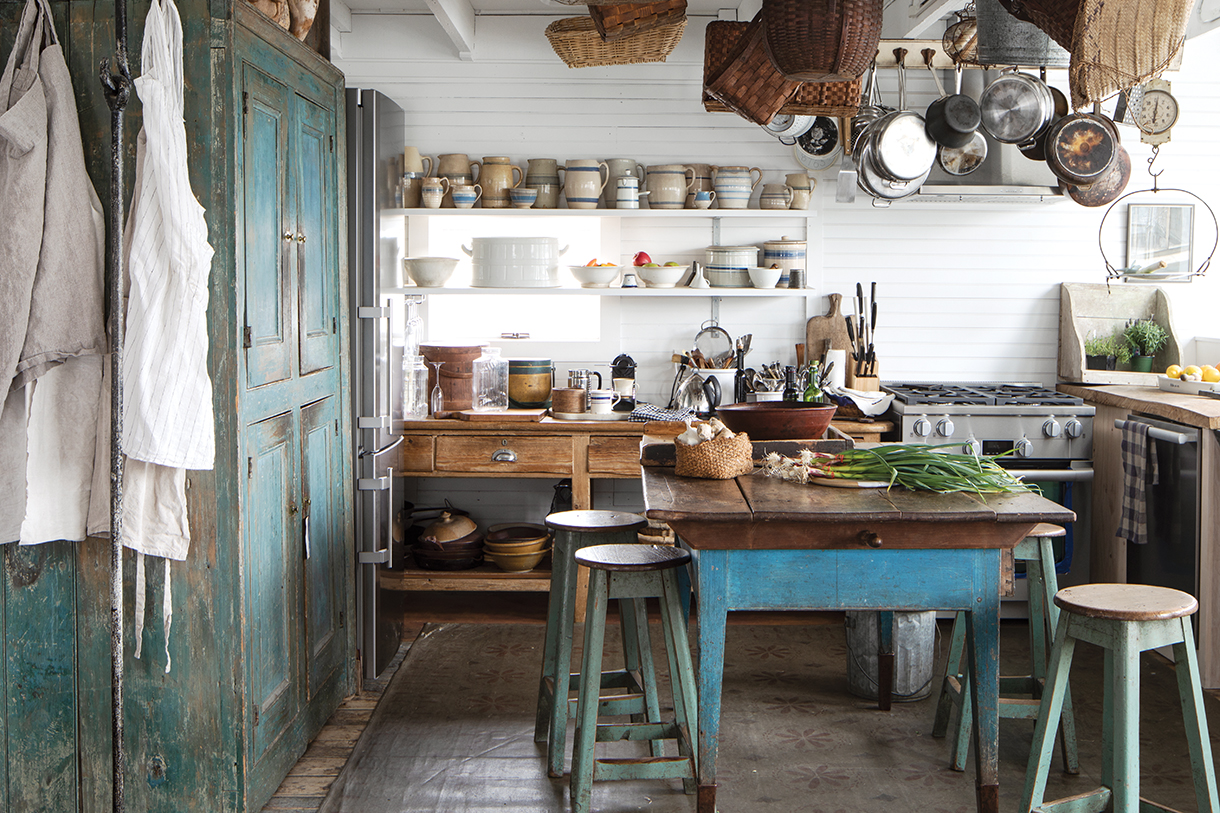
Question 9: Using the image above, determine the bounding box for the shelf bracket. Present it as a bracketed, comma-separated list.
[712, 217, 722, 246]
[710, 297, 721, 324]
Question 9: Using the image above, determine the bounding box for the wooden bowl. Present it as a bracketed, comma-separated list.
[715, 402, 837, 441]
[485, 547, 551, 573]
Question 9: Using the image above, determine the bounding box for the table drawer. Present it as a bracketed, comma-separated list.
[436, 435, 573, 474]
[588, 435, 642, 476]
[395, 436, 435, 473]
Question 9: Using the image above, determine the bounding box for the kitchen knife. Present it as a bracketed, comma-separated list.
[845, 316, 858, 361]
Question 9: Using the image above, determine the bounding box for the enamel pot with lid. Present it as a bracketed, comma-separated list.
[1043, 111, 1118, 188]
[979, 70, 1054, 145]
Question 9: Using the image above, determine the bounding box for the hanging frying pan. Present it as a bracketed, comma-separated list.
[922, 50, 980, 149]
[1064, 144, 1130, 207]
[1019, 67, 1070, 161]
[1043, 111, 1117, 188]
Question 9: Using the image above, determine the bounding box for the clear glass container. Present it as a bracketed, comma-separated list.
[471, 346, 508, 412]
[403, 355, 430, 420]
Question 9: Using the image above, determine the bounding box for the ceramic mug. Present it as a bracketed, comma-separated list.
[693, 189, 716, 210]
[612, 377, 636, 398]
[603, 158, 645, 209]
[685, 163, 717, 208]
[525, 158, 564, 209]
[588, 389, 622, 414]
[760, 183, 794, 210]
[615, 177, 648, 209]
[564, 159, 608, 210]
[404, 146, 432, 177]
[451, 183, 482, 209]
[645, 164, 695, 210]
[421, 177, 449, 209]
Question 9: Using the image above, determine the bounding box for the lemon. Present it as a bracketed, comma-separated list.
[1166, 364, 1182, 379]
[1203, 366, 1220, 383]
[1183, 365, 1203, 379]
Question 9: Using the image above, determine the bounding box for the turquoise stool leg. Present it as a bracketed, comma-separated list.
[571, 568, 611, 813]
[1020, 612, 1077, 812]
[659, 567, 699, 795]
[1028, 538, 1080, 775]
[618, 597, 664, 757]
[932, 611, 967, 741]
[1173, 617, 1220, 812]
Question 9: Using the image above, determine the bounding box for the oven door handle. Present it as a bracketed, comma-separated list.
[1013, 468, 1094, 483]
[1113, 418, 1193, 445]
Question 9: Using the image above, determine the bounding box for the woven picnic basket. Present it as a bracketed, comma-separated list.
[761, 0, 882, 82]
[589, 0, 686, 42]
[1067, 0, 1192, 109]
[674, 431, 753, 480]
[704, 12, 799, 125]
[546, 15, 686, 67]
[703, 21, 862, 117]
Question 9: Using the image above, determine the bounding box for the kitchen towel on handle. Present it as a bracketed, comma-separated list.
[1116, 420, 1159, 547]
[122, 0, 216, 472]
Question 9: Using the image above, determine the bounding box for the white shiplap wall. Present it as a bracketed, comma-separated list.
[337, 16, 1220, 525]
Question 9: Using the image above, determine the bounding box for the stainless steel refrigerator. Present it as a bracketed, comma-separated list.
[347, 88, 405, 679]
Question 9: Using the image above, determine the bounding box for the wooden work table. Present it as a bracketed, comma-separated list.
[1059, 383, 1220, 687]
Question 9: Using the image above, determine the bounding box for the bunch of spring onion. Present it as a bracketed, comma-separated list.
[761, 444, 1037, 495]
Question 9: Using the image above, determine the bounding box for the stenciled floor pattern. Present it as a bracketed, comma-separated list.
[320, 620, 1220, 813]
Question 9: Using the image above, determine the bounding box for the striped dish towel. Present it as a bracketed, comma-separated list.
[1116, 420, 1159, 546]
[629, 403, 695, 423]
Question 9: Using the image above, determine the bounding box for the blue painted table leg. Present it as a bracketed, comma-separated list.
[877, 611, 895, 711]
[965, 549, 1002, 813]
[1173, 617, 1220, 813]
[695, 550, 729, 813]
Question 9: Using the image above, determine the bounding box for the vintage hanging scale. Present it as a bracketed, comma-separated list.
[1133, 77, 1180, 146]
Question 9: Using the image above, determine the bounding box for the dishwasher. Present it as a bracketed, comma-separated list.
[1121, 414, 1202, 649]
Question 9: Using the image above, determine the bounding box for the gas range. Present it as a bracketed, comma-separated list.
[884, 382, 1095, 463]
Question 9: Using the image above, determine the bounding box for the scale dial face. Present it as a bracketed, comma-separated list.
[1136, 88, 1179, 135]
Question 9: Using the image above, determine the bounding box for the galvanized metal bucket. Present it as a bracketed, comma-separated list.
[844, 610, 938, 702]
[975, 0, 1069, 68]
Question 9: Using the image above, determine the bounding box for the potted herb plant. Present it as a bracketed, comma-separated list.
[1122, 319, 1169, 373]
[1084, 333, 1129, 371]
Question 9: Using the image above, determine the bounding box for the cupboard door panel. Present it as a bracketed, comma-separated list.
[301, 397, 344, 695]
[294, 94, 337, 377]
[242, 65, 292, 390]
[244, 411, 299, 761]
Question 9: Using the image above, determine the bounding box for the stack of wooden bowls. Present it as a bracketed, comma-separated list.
[484, 523, 552, 572]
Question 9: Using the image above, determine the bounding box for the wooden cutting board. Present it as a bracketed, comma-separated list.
[455, 409, 547, 422]
[805, 292, 852, 360]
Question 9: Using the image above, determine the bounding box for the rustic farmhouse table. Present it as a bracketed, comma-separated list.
[641, 459, 1075, 813]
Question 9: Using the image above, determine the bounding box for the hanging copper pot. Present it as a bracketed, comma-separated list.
[1064, 145, 1131, 207]
[1043, 111, 1118, 187]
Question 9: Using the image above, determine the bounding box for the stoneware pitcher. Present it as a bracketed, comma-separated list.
[602, 158, 645, 209]
[786, 172, 815, 210]
[479, 156, 523, 209]
[436, 153, 480, 208]
[645, 164, 695, 210]
[564, 159, 608, 210]
[759, 183, 794, 210]
[525, 158, 564, 209]
[685, 163, 717, 208]
[712, 165, 762, 209]
[404, 146, 432, 177]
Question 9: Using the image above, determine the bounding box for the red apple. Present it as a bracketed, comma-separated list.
[633, 251, 651, 267]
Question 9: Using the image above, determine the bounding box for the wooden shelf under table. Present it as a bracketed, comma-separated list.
[380, 562, 552, 592]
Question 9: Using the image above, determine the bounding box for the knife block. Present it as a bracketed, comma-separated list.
[846, 362, 880, 392]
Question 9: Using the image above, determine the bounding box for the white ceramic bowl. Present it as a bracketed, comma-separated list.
[637, 264, 689, 288]
[569, 264, 620, 288]
[747, 266, 783, 289]
[403, 257, 458, 288]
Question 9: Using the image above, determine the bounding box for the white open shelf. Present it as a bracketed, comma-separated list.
[383, 286, 816, 296]
[383, 208, 816, 218]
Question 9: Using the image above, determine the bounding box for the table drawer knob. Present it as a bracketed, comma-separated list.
[491, 449, 517, 463]
[859, 531, 882, 548]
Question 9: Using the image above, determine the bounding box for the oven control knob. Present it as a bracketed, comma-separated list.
[963, 438, 981, 456]
[936, 419, 955, 437]
[1042, 419, 1062, 439]
[913, 418, 932, 438]
[1015, 438, 1034, 458]
[1064, 419, 1084, 439]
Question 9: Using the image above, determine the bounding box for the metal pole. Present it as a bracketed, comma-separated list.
[99, 0, 131, 808]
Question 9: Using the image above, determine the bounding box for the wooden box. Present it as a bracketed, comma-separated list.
[1058, 283, 1183, 384]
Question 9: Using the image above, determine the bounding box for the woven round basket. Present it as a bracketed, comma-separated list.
[589, 0, 686, 42]
[674, 432, 753, 480]
[761, 0, 882, 83]
[1067, 0, 1191, 109]
[546, 15, 686, 67]
[704, 13, 799, 125]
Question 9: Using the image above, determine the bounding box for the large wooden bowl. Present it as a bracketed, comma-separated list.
[715, 402, 837, 440]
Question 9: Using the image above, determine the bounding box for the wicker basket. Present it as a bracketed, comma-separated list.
[761, 0, 882, 83]
[589, 0, 686, 42]
[674, 432, 754, 480]
[1068, 0, 1191, 109]
[703, 21, 861, 117]
[546, 15, 686, 67]
[704, 13, 799, 125]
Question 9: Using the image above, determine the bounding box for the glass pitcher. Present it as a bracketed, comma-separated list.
[472, 346, 508, 412]
[403, 355, 430, 420]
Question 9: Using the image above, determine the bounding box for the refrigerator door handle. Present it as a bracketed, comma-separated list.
[358, 305, 393, 430]
[358, 466, 394, 567]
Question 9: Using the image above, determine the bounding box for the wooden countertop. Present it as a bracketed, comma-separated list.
[1058, 383, 1220, 430]
[394, 416, 894, 435]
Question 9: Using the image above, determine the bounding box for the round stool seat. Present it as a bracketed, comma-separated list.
[575, 543, 691, 573]
[1027, 523, 1066, 538]
[1055, 583, 1198, 622]
[545, 510, 647, 534]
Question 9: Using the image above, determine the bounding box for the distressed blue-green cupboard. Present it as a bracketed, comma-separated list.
[0, 2, 354, 810]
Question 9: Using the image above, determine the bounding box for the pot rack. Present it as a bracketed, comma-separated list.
[100, 0, 131, 808]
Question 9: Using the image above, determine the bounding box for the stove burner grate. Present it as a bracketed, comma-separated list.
[885, 382, 1085, 408]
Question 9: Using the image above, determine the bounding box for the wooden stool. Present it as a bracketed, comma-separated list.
[933, 523, 1080, 773]
[1022, 583, 1219, 813]
[534, 510, 649, 779]
[571, 544, 698, 813]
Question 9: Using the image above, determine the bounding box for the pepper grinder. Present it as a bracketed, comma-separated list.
[734, 348, 747, 404]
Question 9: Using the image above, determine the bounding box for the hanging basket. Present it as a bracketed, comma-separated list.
[761, 0, 882, 82]
[703, 21, 861, 117]
[546, 15, 686, 67]
[1068, 0, 1192, 109]
[589, 0, 686, 42]
[704, 13, 799, 125]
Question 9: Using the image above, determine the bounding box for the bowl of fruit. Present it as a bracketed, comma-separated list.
[569, 260, 621, 288]
[632, 252, 689, 288]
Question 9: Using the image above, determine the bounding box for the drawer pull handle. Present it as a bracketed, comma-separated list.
[859, 531, 882, 549]
[491, 449, 517, 463]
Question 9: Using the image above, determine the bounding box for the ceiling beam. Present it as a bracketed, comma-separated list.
[425, 0, 477, 60]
